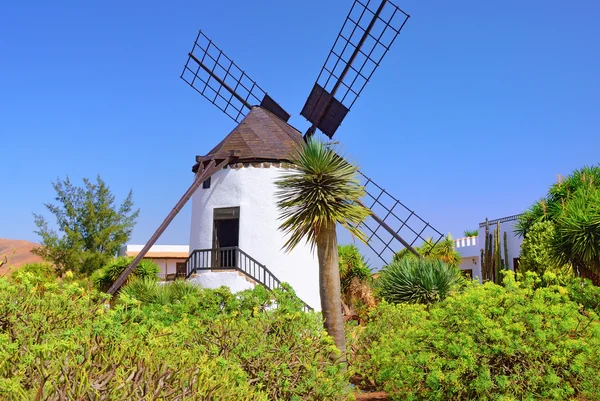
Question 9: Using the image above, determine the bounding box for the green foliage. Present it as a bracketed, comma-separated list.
[33, 175, 139, 276]
[394, 235, 461, 268]
[553, 185, 600, 274]
[463, 229, 478, 237]
[567, 278, 600, 316]
[275, 139, 370, 251]
[338, 244, 375, 316]
[275, 138, 371, 354]
[11, 262, 56, 281]
[516, 164, 600, 278]
[119, 277, 202, 305]
[350, 272, 600, 400]
[0, 274, 266, 400]
[338, 244, 372, 292]
[520, 220, 571, 276]
[92, 256, 159, 292]
[516, 164, 600, 236]
[376, 258, 465, 305]
[0, 275, 348, 400]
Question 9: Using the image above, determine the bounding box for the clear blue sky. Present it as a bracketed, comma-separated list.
[2, 1, 599, 264]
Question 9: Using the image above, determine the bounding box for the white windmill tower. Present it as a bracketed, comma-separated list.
[187, 106, 320, 309]
[109, 0, 445, 311]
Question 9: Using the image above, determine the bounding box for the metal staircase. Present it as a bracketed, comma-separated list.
[183, 246, 313, 311]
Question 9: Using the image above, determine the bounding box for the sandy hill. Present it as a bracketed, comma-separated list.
[0, 238, 44, 276]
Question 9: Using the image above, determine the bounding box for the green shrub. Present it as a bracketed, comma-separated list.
[92, 256, 159, 291]
[9, 262, 56, 282]
[338, 244, 375, 315]
[519, 220, 572, 277]
[376, 258, 464, 305]
[350, 272, 600, 400]
[339, 244, 372, 290]
[0, 276, 348, 400]
[119, 277, 202, 305]
[394, 235, 462, 268]
[567, 278, 600, 316]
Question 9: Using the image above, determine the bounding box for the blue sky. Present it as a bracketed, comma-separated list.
[1, 1, 599, 264]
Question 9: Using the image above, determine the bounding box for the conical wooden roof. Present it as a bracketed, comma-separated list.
[193, 107, 303, 172]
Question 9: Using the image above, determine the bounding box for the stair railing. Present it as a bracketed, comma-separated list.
[183, 246, 313, 312]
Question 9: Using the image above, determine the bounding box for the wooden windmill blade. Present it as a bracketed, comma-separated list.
[301, 0, 410, 139]
[358, 171, 445, 264]
[303, 0, 444, 262]
[181, 30, 291, 123]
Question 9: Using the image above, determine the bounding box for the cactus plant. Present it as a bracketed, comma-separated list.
[481, 219, 510, 284]
[504, 231, 509, 270]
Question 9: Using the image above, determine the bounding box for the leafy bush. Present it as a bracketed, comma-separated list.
[519, 220, 572, 277]
[517, 164, 600, 280]
[350, 272, 600, 400]
[567, 278, 600, 316]
[376, 258, 464, 305]
[0, 275, 348, 400]
[338, 244, 375, 315]
[9, 262, 56, 282]
[339, 244, 372, 290]
[553, 185, 600, 275]
[394, 235, 462, 268]
[92, 256, 159, 291]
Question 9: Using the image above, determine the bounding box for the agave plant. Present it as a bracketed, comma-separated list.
[93, 256, 159, 291]
[376, 258, 465, 305]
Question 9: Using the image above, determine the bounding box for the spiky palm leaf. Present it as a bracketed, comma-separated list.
[553, 186, 600, 274]
[275, 139, 370, 251]
[275, 139, 370, 355]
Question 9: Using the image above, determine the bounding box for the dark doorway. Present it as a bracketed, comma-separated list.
[513, 257, 520, 273]
[213, 207, 240, 268]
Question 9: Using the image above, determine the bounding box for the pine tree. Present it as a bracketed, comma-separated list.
[33, 176, 139, 276]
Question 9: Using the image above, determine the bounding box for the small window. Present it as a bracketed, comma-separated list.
[202, 177, 211, 189]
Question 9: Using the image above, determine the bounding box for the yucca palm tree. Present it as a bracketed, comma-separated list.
[275, 139, 370, 355]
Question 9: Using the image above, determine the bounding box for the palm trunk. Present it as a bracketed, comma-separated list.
[316, 221, 346, 358]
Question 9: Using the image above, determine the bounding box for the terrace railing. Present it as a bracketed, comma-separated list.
[184, 246, 313, 312]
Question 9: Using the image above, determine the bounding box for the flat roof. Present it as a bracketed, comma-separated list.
[119, 244, 189, 259]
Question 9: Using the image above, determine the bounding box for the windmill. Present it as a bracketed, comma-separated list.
[108, 0, 444, 303]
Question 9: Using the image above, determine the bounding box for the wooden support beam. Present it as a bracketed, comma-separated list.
[107, 157, 233, 295]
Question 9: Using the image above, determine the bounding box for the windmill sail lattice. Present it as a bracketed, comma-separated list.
[359, 170, 444, 264]
[109, 1, 444, 295]
[301, 0, 409, 138]
[181, 31, 290, 123]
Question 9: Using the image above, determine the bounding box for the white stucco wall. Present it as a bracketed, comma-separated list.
[455, 217, 524, 283]
[187, 271, 255, 292]
[189, 164, 321, 310]
[458, 256, 481, 280]
[152, 258, 186, 276]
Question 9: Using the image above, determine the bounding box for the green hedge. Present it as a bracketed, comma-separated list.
[0, 274, 348, 400]
[349, 272, 600, 400]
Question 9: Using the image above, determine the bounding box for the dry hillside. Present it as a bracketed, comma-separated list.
[0, 238, 44, 276]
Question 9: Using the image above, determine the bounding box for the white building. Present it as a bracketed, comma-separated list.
[454, 214, 523, 282]
[186, 107, 321, 309]
[118, 244, 189, 280]
[125, 107, 320, 310]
